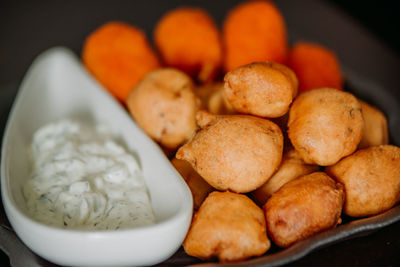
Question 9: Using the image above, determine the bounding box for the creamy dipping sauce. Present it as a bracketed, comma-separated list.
[23, 120, 155, 230]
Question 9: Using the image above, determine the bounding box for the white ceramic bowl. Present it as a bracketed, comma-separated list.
[0, 47, 193, 266]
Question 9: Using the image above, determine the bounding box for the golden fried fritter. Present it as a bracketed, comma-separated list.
[207, 87, 236, 115]
[176, 111, 283, 193]
[183, 191, 270, 262]
[251, 149, 319, 205]
[171, 158, 214, 210]
[195, 83, 236, 115]
[326, 145, 400, 217]
[224, 62, 298, 118]
[194, 82, 220, 107]
[264, 172, 344, 248]
[126, 68, 200, 149]
[358, 100, 389, 149]
[288, 88, 363, 166]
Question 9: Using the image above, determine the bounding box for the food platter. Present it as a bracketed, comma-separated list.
[1, 0, 400, 266]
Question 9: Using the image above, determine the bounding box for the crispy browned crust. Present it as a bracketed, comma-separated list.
[171, 158, 214, 210]
[251, 149, 319, 206]
[224, 62, 298, 118]
[288, 88, 363, 166]
[176, 111, 283, 193]
[195, 83, 236, 115]
[358, 100, 389, 149]
[183, 191, 270, 262]
[326, 145, 400, 217]
[126, 68, 200, 149]
[264, 172, 344, 248]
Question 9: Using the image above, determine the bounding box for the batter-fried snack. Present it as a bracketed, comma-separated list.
[195, 83, 236, 115]
[287, 42, 343, 93]
[154, 7, 222, 83]
[171, 158, 214, 210]
[224, 62, 298, 118]
[126, 68, 200, 149]
[176, 111, 283, 193]
[264, 172, 344, 248]
[252, 149, 319, 205]
[288, 88, 363, 166]
[358, 100, 389, 149]
[82, 21, 160, 102]
[223, 0, 288, 71]
[195, 83, 220, 108]
[207, 87, 236, 115]
[183, 191, 270, 262]
[326, 145, 400, 217]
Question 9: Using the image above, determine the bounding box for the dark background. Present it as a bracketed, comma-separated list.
[331, 0, 399, 55]
[1, 0, 399, 266]
[0, 0, 399, 87]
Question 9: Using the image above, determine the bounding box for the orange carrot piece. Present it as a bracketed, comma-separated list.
[222, 0, 288, 72]
[82, 21, 160, 102]
[287, 42, 343, 92]
[154, 7, 222, 83]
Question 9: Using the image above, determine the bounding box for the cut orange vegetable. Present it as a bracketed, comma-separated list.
[154, 7, 222, 83]
[222, 0, 288, 72]
[287, 41, 343, 92]
[82, 21, 160, 102]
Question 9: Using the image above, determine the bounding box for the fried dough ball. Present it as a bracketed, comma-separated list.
[82, 21, 160, 102]
[171, 158, 214, 210]
[358, 100, 389, 149]
[207, 86, 236, 115]
[176, 111, 283, 193]
[326, 145, 400, 217]
[183, 191, 270, 262]
[126, 68, 200, 149]
[224, 62, 298, 118]
[288, 88, 363, 166]
[154, 7, 222, 83]
[223, 0, 288, 71]
[264, 172, 344, 248]
[252, 149, 319, 205]
[287, 42, 343, 93]
[195, 83, 236, 115]
[194, 83, 220, 107]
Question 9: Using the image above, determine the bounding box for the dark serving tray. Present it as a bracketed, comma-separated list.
[1, 0, 399, 266]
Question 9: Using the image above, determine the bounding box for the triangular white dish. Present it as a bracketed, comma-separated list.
[1, 47, 193, 266]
